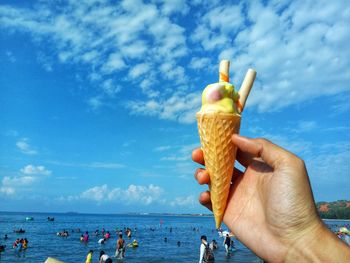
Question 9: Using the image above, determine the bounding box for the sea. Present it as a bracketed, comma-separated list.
[0, 212, 348, 263]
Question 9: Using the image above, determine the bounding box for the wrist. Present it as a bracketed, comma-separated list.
[285, 219, 350, 262]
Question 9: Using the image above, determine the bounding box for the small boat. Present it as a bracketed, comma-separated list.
[14, 229, 25, 234]
[25, 217, 34, 221]
[47, 217, 55, 221]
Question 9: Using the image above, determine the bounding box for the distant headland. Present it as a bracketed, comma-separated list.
[317, 200, 350, 219]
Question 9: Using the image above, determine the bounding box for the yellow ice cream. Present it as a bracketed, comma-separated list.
[198, 82, 239, 114]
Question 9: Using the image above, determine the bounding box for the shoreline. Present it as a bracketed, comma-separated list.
[0, 211, 214, 218]
[1, 211, 349, 220]
[323, 219, 350, 222]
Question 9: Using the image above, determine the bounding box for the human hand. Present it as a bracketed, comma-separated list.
[193, 135, 349, 262]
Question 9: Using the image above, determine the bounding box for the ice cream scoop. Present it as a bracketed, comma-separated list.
[199, 82, 239, 114]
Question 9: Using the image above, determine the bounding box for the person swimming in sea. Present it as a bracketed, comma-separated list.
[12, 239, 20, 249]
[209, 239, 217, 250]
[85, 250, 93, 263]
[98, 237, 106, 244]
[125, 228, 132, 238]
[127, 239, 139, 248]
[115, 234, 126, 259]
[0, 244, 5, 253]
[99, 250, 112, 263]
[83, 231, 89, 242]
[23, 238, 28, 249]
[223, 234, 231, 254]
[15, 239, 23, 252]
[57, 230, 69, 237]
[104, 231, 111, 239]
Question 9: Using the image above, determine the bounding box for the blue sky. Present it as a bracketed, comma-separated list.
[0, 0, 349, 214]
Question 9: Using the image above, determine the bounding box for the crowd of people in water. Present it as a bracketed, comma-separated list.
[12, 238, 29, 251]
[53, 226, 136, 261]
[0, 217, 349, 262]
[83, 227, 135, 262]
[0, 236, 30, 256]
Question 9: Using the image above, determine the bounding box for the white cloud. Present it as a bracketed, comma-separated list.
[128, 63, 151, 79]
[192, 24, 228, 51]
[86, 162, 125, 169]
[20, 165, 52, 176]
[296, 121, 317, 132]
[161, 156, 187, 161]
[101, 53, 126, 74]
[101, 79, 121, 96]
[48, 161, 125, 169]
[111, 184, 164, 205]
[59, 183, 199, 208]
[80, 184, 108, 202]
[159, 0, 189, 16]
[37, 52, 53, 72]
[80, 50, 100, 64]
[280, 120, 318, 134]
[245, 127, 350, 187]
[6, 51, 16, 63]
[159, 142, 198, 182]
[189, 57, 212, 70]
[1, 0, 350, 123]
[191, 0, 350, 113]
[0, 186, 15, 195]
[201, 4, 243, 34]
[0, 165, 53, 195]
[0, 0, 188, 106]
[0, 164, 53, 195]
[154, 145, 171, 152]
[307, 141, 350, 182]
[126, 92, 201, 123]
[79, 184, 165, 205]
[87, 96, 103, 110]
[2, 175, 37, 187]
[16, 138, 37, 155]
[273, 136, 313, 157]
[120, 41, 148, 59]
[330, 93, 350, 115]
[159, 61, 187, 84]
[170, 195, 196, 207]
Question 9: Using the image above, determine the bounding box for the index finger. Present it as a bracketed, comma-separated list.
[192, 148, 204, 165]
[232, 134, 291, 169]
[236, 148, 259, 168]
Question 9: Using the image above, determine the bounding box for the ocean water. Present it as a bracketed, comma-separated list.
[0, 212, 348, 263]
[0, 212, 261, 262]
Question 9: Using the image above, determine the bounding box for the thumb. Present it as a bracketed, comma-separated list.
[231, 134, 291, 169]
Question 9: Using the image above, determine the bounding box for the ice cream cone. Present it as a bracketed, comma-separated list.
[196, 60, 256, 228]
[196, 112, 241, 228]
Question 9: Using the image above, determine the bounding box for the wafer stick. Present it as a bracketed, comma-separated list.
[219, 60, 230, 82]
[237, 69, 256, 113]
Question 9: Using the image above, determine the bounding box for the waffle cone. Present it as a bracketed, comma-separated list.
[196, 112, 241, 228]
